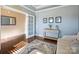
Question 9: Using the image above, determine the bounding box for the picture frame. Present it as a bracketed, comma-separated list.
[55, 16, 62, 23]
[1, 15, 16, 25]
[43, 18, 47, 23]
[49, 17, 54, 23]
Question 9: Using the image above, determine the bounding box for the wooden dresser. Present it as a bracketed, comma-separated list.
[43, 28, 59, 40]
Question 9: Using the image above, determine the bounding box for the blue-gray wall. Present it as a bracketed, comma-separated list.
[78, 6, 79, 32]
[78, 16, 79, 32]
[36, 5, 79, 37]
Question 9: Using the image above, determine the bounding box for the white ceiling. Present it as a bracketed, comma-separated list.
[24, 5, 61, 11]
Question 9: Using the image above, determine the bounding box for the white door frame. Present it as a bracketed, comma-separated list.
[27, 14, 35, 38]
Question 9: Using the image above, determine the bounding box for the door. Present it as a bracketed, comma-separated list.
[28, 15, 35, 38]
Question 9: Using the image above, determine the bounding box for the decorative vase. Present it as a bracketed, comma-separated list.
[49, 25, 52, 29]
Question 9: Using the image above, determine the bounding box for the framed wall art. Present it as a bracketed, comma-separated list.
[49, 17, 54, 23]
[43, 18, 47, 23]
[55, 16, 62, 23]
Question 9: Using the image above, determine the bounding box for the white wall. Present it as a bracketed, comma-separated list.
[1, 7, 26, 43]
[36, 5, 79, 37]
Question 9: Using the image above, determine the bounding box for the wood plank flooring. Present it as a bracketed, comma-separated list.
[0, 35, 57, 54]
[28, 36, 57, 45]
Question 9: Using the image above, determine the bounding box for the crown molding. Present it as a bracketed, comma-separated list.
[0, 6, 35, 16]
[2, 6, 28, 15]
[22, 5, 69, 13]
[36, 5, 70, 12]
[21, 5, 35, 13]
[33, 5, 52, 10]
[2, 5, 70, 15]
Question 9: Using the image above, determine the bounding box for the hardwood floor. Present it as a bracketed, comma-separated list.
[40, 38, 57, 45]
[27, 36, 35, 43]
[1, 34, 26, 54]
[37, 36, 57, 45]
[28, 36, 57, 45]
[0, 35, 57, 54]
